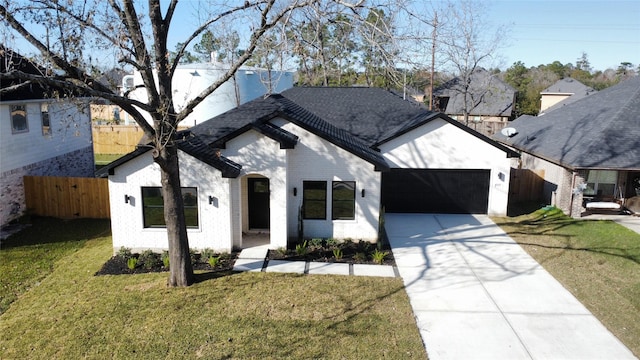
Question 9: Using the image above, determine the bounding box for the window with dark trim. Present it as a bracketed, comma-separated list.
[141, 187, 199, 228]
[303, 181, 326, 219]
[332, 181, 355, 220]
[41, 103, 50, 136]
[11, 105, 28, 133]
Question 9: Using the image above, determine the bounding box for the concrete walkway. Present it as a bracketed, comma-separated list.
[233, 244, 397, 277]
[386, 213, 636, 360]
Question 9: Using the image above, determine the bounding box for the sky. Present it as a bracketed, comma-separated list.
[484, 0, 640, 71]
[5, 0, 640, 73]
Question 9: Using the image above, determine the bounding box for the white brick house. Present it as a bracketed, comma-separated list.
[1, 50, 94, 227]
[100, 87, 517, 253]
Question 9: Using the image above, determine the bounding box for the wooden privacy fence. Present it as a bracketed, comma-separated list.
[92, 125, 145, 154]
[509, 169, 545, 203]
[24, 176, 110, 219]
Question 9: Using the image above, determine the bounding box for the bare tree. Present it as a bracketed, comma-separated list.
[435, 0, 506, 124]
[1, 0, 364, 287]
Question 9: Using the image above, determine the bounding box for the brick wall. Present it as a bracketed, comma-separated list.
[0, 146, 95, 226]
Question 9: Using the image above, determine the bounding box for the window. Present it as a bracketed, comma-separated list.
[10, 105, 28, 133]
[332, 181, 355, 220]
[142, 187, 199, 228]
[303, 181, 326, 219]
[583, 170, 618, 198]
[41, 103, 50, 136]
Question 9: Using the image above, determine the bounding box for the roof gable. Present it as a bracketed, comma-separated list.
[497, 76, 640, 170]
[433, 68, 516, 117]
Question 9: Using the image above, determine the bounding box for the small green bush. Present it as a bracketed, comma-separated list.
[139, 250, 161, 270]
[295, 240, 308, 256]
[201, 248, 215, 262]
[326, 238, 339, 247]
[161, 251, 170, 268]
[276, 247, 288, 256]
[189, 249, 198, 266]
[127, 257, 138, 270]
[353, 252, 367, 262]
[208, 256, 220, 267]
[117, 247, 132, 259]
[371, 249, 389, 264]
[309, 238, 324, 249]
[332, 248, 343, 260]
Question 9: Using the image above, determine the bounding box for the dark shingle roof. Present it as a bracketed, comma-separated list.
[540, 77, 597, 114]
[100, 86, 518, 177]
[433, 68, 516, 117]
[496, 76, 640, 170]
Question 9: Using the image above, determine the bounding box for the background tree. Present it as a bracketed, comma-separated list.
[436, 0, 506, 125]
[1, 0, 370, 287]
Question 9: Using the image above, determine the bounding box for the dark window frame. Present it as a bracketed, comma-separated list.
[41, 103, 50, 136]
[141, 186, 199, 228]
[10, 104, 28, 134]
[302, 181, 327, 220]
[332, 181, 356, 220]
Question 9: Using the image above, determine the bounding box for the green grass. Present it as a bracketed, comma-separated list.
[0, 218, 426, 359]
[493, 207, 640, 357]
[94, 153, 125, 165]
[0, 217, 111, 314]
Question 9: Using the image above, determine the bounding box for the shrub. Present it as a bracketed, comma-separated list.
[117, 247, 132, 259]
[139, 250, 161, 270]
[127, 257, 138, 270]
[208, 256, 220, 267]
[161, 251, 170, 268]
[189, 249, 198, 266]
[309, 238, 324, 249]
[332, 248, 343, 260]
[326, 238, 339, 247]
[295, 240, 308, 256]
[357, 240, 372, 253]
[371, 249, 389, 264]
[353, 252, 367, 262]
[276, 247, 288, 256]
[201, 248, 215, 262]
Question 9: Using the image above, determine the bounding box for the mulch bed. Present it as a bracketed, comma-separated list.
[96, 241, 395, 276]
[95, 252, 238, 276]
[267, 241, 396, 266]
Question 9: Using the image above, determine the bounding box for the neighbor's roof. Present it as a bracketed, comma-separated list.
[540, 77, 597, 114]
[495, 76, 640, 170]
[433, 68, 516, 117]
[0, 46, 83, 101]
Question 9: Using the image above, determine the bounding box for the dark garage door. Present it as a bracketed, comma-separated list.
[382, 169, 490, 214]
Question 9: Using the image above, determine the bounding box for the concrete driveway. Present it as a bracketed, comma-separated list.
[386, 213, 636, 360]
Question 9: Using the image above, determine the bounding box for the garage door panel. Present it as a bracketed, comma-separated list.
[382, 169, 490, 214]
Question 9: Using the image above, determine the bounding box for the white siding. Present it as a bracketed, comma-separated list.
[224, 129, 288, 249]
[108, 151, 233, 253]
[274, 118, 381, 242]
[0, 100, 92, 173]
[378, 118, 511, 216]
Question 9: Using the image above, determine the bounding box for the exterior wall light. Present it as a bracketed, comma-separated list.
[124, 194, 131, 204]
[293, 187, 297, 196]
[361, 189, 365, 197]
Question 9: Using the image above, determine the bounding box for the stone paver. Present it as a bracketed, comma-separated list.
[232, 258, 264, 272]
[352, 264, 396, 277]
[265, 260, 306, 273]
[308, 262, 349, 275]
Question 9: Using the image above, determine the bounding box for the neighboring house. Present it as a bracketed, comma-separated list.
[539, 77, 596, 114]
[433, 68, 516, 136]
[98, 87, 517, 253]
[91, 68, 129, 124]
[123, 60, 294, 127]
[495, 76, 640, 217]
[0, 49, 94, 227]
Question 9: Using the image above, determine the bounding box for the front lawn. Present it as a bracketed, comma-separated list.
[0, 218, 426, 359]
[493, 207, 640, 357]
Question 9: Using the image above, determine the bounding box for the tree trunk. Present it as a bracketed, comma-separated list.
[157, 144, 194, 287]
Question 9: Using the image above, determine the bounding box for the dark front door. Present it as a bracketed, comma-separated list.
[248, 178, 270, 229]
